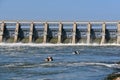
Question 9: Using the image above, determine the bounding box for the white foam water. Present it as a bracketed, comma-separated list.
[1, 62, 120, 70]
[0, 44, 119, 80]
[66, 62, 120, 68]
[1, 63, 24, 68]
[0, 43, 120, 47]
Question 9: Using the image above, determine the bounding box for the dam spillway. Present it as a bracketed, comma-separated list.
[0, 21, 120, 44]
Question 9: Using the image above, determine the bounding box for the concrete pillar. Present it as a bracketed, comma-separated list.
[29, 22, 34, 43]
[43, 22, 48, 43]
[87, 23, 91, 44]
[0, 22, 5, 42]
[117, 22, 120, 44]
[72, 22, 77, 44]
[58, 23, 63, 43]
[14, 22, 20, 43]
[101, 23, 106, 44]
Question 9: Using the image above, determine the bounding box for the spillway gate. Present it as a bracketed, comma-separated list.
[0, 21, 120, 44]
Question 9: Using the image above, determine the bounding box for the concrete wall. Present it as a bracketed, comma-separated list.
[0, 21, 119, 44]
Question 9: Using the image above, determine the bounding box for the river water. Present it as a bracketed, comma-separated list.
[0, 43, 120, 80]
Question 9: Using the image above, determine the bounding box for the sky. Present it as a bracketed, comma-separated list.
[0, 0, 120, 21]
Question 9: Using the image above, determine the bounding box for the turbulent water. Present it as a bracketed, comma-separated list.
[0, 43, 120, 80]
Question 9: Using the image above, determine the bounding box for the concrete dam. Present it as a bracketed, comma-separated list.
[0, 21, 120, 44]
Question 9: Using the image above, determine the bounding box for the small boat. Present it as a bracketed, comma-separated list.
[45, 56, 53, 62]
